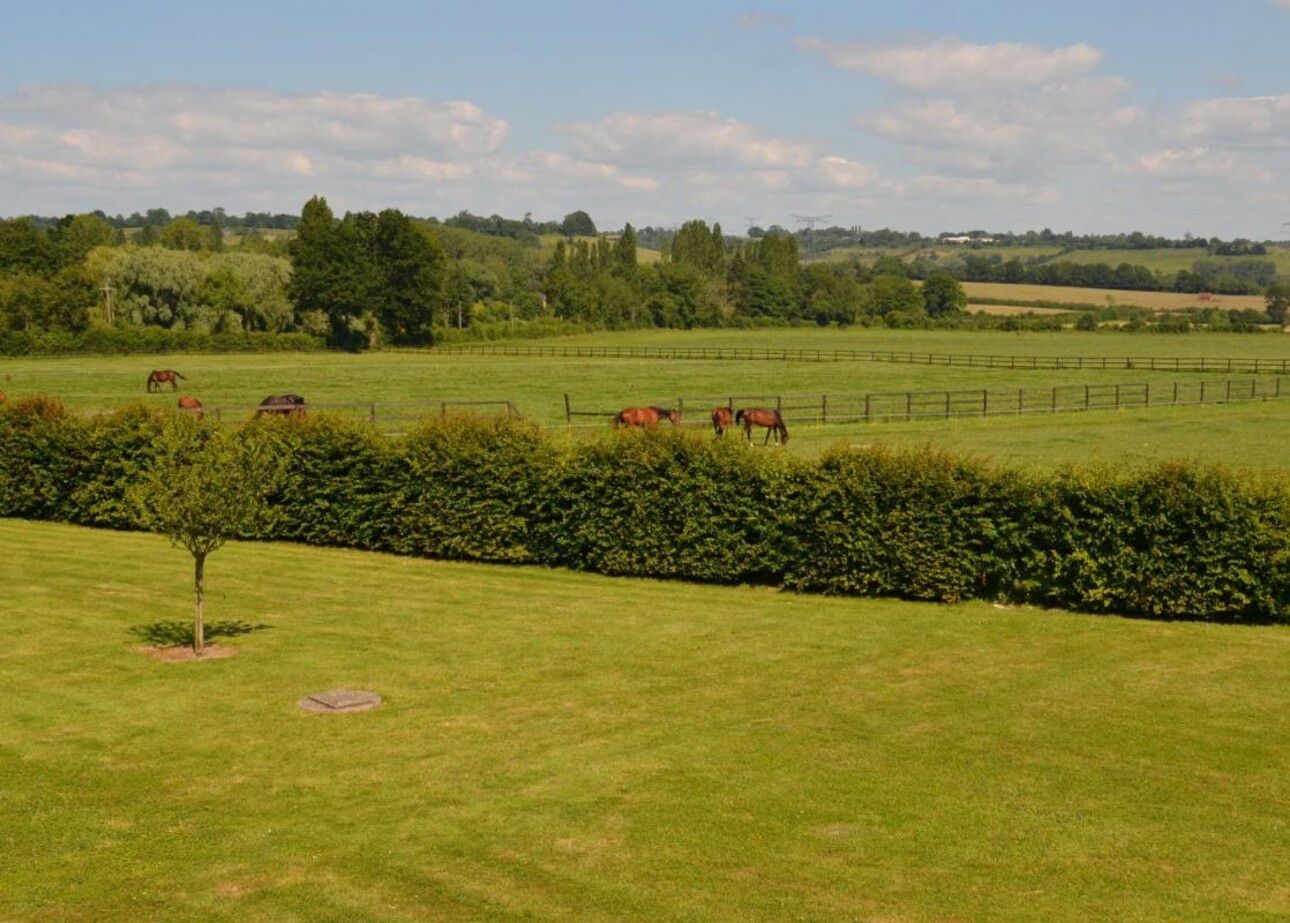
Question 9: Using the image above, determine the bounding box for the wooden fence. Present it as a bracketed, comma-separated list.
[436, 343, 1290, 374]
[193, 399, 520, 429]
[565, 376, 1288, 428]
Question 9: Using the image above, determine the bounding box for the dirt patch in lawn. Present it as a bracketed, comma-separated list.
[136, 644, 238, 662]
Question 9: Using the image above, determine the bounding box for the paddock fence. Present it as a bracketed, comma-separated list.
[566, 375, 1290, 430]
[434, 343, 1290, 374]
[178, 399, 521, 431]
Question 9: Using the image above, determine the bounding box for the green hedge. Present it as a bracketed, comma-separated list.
[0, 327, 324, 357]
[1, 398, 1285, 624]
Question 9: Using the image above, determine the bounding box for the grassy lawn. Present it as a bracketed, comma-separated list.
[2, 328, 1287, 468]
[2, 519, 1287, 922]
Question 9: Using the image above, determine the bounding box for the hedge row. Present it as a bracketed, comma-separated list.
[0, 328, 324, 357]
[1, 397, 1286, 623]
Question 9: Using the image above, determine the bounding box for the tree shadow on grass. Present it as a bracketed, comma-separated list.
[128, 620, 272, 647]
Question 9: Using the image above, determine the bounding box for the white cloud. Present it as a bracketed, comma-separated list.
[556, 110, 816, 170]
[796, 36, 1102, 92]
[1178, 94, 1290, 150]
[733, 11, 787, 30]
[1121, 147, 1273, 184]
[0, 84, 507, 214]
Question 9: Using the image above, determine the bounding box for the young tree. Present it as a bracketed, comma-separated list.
[130, 418, 281, 655]
[1264, 281, 1290, 326]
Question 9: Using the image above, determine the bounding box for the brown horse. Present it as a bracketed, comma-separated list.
[256, 394, 307, 419]
[612, 406, 679, 428]
[736, 407, 788, 445]
[177, 395, 204, 417]
[711, 406, 733, 437]
[146, 369, 185, 392]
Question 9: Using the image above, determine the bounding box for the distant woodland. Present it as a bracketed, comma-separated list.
[2, 199, 1286, 350]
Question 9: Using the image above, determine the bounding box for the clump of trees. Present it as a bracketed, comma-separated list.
[3, 199, 1288, 350]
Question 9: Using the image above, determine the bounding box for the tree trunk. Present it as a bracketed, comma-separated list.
[193, 552, 206, 656]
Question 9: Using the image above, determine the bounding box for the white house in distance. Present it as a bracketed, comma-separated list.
[939, 235, 997, 244]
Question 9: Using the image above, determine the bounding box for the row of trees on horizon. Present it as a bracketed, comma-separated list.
[1, 197, 1287, 348]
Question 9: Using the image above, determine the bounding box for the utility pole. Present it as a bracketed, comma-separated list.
[792, 214, 831, 257]
[101, 282, 115, 324]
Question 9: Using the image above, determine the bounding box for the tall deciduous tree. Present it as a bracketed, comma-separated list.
[560, 210, 597, 237]
[920, 272, 968, 317]
[288, 196, 379, 349]
[130, 418, 282, 656]
[368, 209, 447, 344]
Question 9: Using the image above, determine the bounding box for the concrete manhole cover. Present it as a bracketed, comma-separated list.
[298, 689, 382, 713]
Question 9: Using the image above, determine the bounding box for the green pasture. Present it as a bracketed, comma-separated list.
[2, 328, 1287, 468]
[2, 518, 1287, 922]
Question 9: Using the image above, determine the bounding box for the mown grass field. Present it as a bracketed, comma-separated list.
[960, 281, 1267, 313]
[3, 518, 1288, 922]
[3, 328, 1288, 469]
[1055, 246, 1290, 275]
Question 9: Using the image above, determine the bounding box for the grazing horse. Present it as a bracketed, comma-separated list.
[146, 369, 185, 392]
[612, 406, 679, 428]
[735, 407, 789, 445]
[256, 394, 307, 419]
[177, 395, 204, 417]
[711, 406, 733, 438]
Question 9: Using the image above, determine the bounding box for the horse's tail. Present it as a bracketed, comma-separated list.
[611, 411, 624, 427]
[734, 409, 745, 424]
[174, 371, 186, 379]
[776, 411, 788, 443]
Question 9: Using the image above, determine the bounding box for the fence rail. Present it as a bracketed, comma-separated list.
[566, 376, 1288, 428]
[435, 343, 1290, 374]
[189, 399, 520, 427]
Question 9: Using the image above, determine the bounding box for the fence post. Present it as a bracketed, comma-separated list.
[906, 392, 912, 421]
[1085, 385, 1090, 411]
[822, 394, 828, 425]
[369, 402, 377, 424]
[564, 393, 572, 426]
[982, 388, 988, 416]
[865, 393, 872, 423]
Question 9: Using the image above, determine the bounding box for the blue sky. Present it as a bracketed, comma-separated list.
[3, 1, 1289, 237]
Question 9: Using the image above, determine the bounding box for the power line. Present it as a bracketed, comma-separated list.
[792, 213, 832, 255]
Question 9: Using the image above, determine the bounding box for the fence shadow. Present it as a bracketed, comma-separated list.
[128, 620, 272, 647]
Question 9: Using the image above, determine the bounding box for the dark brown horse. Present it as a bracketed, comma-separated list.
[177, 395, 204, 417]
[711, 406, 733, 437]
[256, 394, 307, 419]
[612, 406, 679, 428]
[736, 407, 788, 445]
[146, 369, 185, 392]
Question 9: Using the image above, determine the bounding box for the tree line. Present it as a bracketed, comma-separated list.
[2, 198, 1287, 350]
